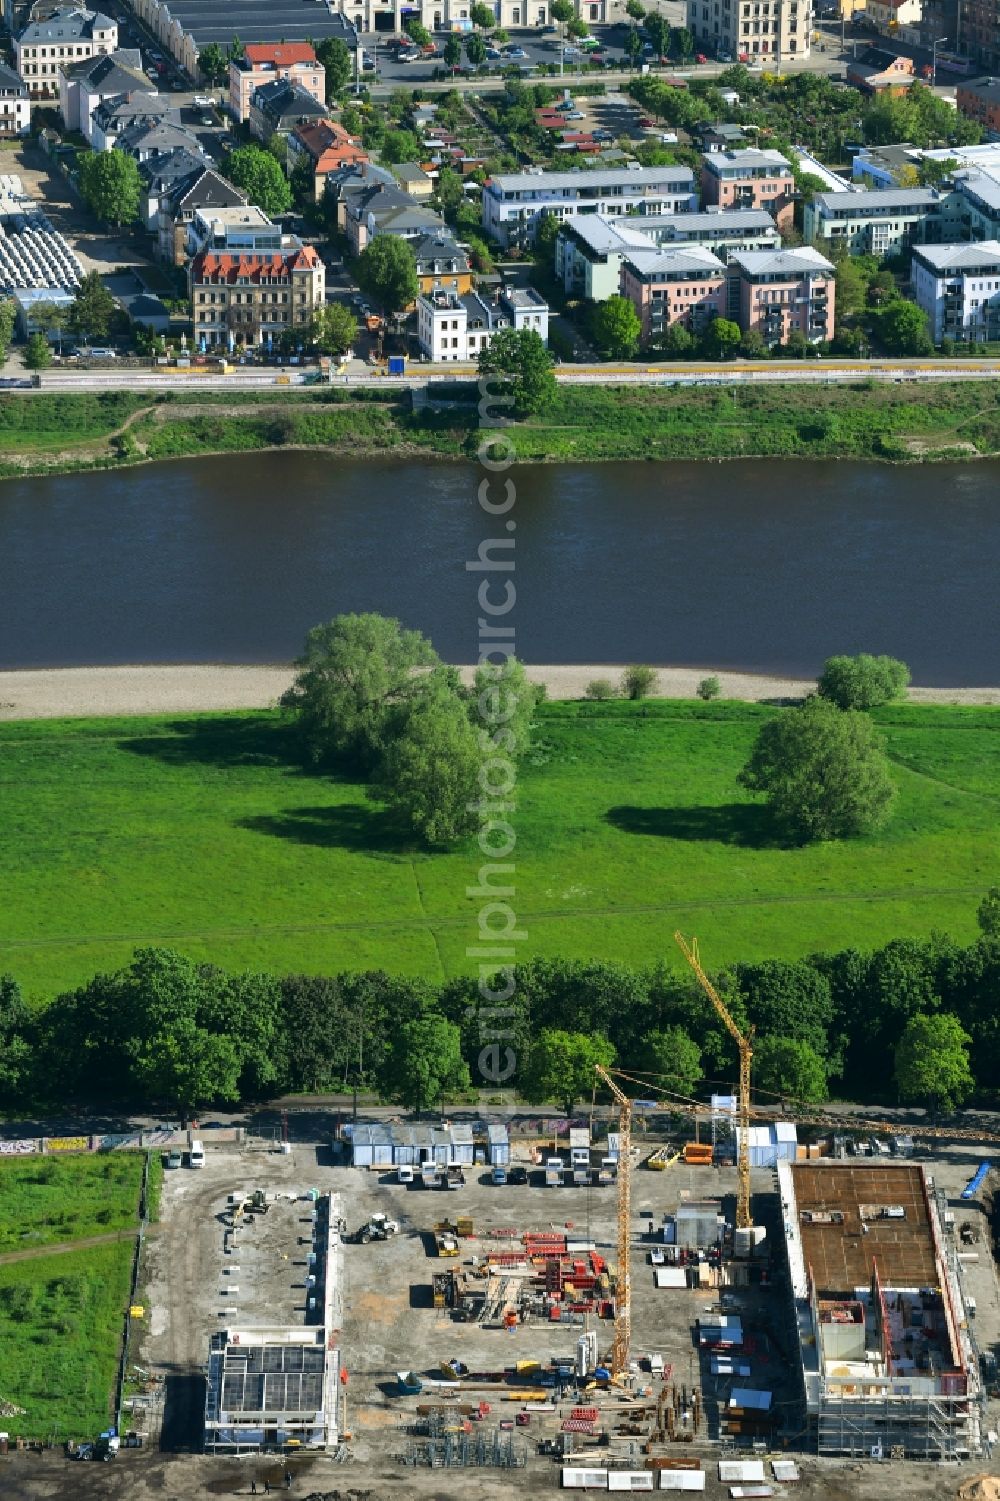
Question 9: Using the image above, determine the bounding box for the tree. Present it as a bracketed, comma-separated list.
[470, 1, 497, 28]
[382, 128, 422, 165]
[443, 33, 462, 69]
[669, 25, 694, 59]
[277, 973, 354, 1092]
[470, 656, 538, 760]
[78, 149, 141, 227]
[734, 958, 833, 1057]
[375, 669, 485, 846]
[478, 328, 555, 417]
[626, 0, 646, 18]
[658, 321, 694, 357]
[0, 298, 16, 363]
[377, 1012, 470, 1113]
[550, 0, 573, 20]
[739, 328, 767, 359]
[567, 16, 589, 38]
[895, 1012, 973, 1113]
[223, 145, 292, 217]
[0, 975, 32, 1108]
[753, 1036, 828, 1103]
[621, 664, 657, 699]
[198, 42, 228, 85]
[68, 270, 116, 342]
[357, 235, 419, 316]
[702, 317, 741, 360]
[784, 329, 809, 358]
[535, 211, 560, 259]
[316, 37, 353, 99]
[406, 18, 432, 46]
[738, 697, 897, 842]
[697, 676, 720, 701]
[817, 653, 910, 711]
[876, 299, 933, 355]
[644, 1025, 703, 1094]
[309, 301, 357, 356]
[466, 32, 487, 66]
[24, 332, 51, 370]
[521, 1028, 615, 1115]
[592, 295, 642, 359]
[281, 611, 439, 770]
[643, 12, 669, 54]
[586, 678, 618, 700]
[977, 888, 1000, 940]
[30, 299, 69, 353]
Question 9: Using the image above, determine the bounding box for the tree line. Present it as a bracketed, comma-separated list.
[2, 895, 997, 1118]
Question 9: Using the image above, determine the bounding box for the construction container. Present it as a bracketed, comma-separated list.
[684, 1143, 714, 1166]
[675, 1202, 722, 1250]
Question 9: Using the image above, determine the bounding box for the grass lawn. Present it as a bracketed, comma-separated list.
[0, 1242, 134, 1439]
[1, 701, 997, 998]
[0, 1154, 145, 1254]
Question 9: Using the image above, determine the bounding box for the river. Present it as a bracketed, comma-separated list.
[1, 454, 997, 683]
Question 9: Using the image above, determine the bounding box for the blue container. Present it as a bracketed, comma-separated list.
[388, 356, 406, 375]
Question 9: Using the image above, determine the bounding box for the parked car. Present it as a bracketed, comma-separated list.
[505, 45, 527, 57]
[165, 1149, 182, 1169]
[200, 114, 214, 126]
[508, 1165, 528, 1185]
[188, 1139, 205, 1168]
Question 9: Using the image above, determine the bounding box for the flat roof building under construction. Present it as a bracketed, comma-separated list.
[779, 1161, 982, 1460]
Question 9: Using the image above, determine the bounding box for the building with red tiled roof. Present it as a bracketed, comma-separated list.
[287, 118, 368, 200]
[190, 243, 325, 349]
[229, 41, 325, 124]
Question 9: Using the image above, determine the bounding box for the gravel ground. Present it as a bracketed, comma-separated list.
[2, 665, 999, 722]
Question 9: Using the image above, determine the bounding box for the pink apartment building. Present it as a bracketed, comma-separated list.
[229, 43, 325, 124]
[701, 148, 796, 233]
[619, 245, 728, 343]
[729, 247, 836, 346]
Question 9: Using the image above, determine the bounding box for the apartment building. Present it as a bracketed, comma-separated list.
[249, 78, 328, 145]
[0, 61, 30, 136]
[189, 243, 325, 348]
[341, 178, 443, 255]
[554, 215, 662, 301]
[89, 95, 177, 154]
[619, 245, 728, 344]
[410, 232, 474, 296]
[687, 0, 813, 63]
[58, 49, 151, 141]
[340, 0, 549, 32]
[911, 239, 1000, 342]
[962, 0, 1000, 74]
[865, 0, 922, 36]
[15, 7, 117, 99]
[483, 165, 697, 249]
[153, 163, 244, 263]
[729, 246, 835, 346]
[287, 120, 367, 201]
[229, 44, 325, 125]
[957, 77, 1000, 135]
[629, 207, 782, 259]
[955, 169, 1000, 240]
[417, 286, 549, 362]
[701, 149, 795, 231]
[804, 187, 943, 256]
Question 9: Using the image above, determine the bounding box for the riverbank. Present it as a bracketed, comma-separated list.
[2, 663, 999, 720]
[2, 380, 1000, 477]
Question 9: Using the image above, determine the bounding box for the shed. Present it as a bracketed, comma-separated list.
[729, 1388, 772, 1411]
[607, 1472, 654, 1491]
[675, 1201, 722, 1250]
[351, 1123, 394, 1168]
[487, 1123, 510, 1166]
[569, 1126, 590, 1151]
[711, 1356, 751, 1376]
[655, 1267, 689, 1289]
[658, 1474, 706, 1492]
[719, 1460, 765, 1482]
[770, 1459, 800, 1482]
[699, 1316, 743, 1348]
[448, 1124, 474, 1165]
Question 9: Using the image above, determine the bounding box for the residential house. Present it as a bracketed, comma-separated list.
[325, 161, 396, 234]
[229, 43, 325, 125]
[0, 60, 30, 137]
[701, 149, 796, 232]
[15, 6, 117, 99]
[803, 187, 944, 256]
[89, 92, 176, 153]
[189, 243, 325, 348]
[911, 239, 1000, 342]
[957, 77, 1000, 136]
[139, 144, 211, 234]
[410, 232, 473, 296]
[851, 142, 924, 188]
[416, 286, 548, 362]
[687, 0, 813, 64]
[286, 119, 367, 202]
[482, 165, 697, 250]
[554, 215, 661, 301]
[698, 123, 748, 153]
[728, 246, 836, 346]
[846, 46, 915, 94]
[619, 244, 728, 344]
[59, 49, 152, 141]
[249, 78, 328, 146]
[114, 117, 202, 164]
[626, 208, 782, 260]
[394, 162, 435, 199]
[156, 165, 248, 264]
[342, 178, 443, 255]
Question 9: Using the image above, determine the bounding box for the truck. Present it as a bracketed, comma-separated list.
[545, 1157, 564, 1187]
[444, 1162, 466, 1190]
[420, 1161, 440, 1189]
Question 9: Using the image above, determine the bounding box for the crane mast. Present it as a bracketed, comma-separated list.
[675, 931, 754, 1232]
[595, 1063, 632, 1377]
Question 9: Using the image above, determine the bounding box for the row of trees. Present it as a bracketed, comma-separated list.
[2, 901, 995, 1116]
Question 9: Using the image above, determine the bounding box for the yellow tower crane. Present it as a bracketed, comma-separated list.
[595, 1062, 633, 1377]
[674, 931, 754, 1232]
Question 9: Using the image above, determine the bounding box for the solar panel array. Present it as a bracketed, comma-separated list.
[221, 1342, 326, 1416]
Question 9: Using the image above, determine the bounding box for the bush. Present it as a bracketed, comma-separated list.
[817, 653, 910, 711]
[585, 678, 618, 700]
[621, 664, 658, 700]
[697, 675, 720, 701]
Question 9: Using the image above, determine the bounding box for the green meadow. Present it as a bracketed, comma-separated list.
[1, 700, 996, 999]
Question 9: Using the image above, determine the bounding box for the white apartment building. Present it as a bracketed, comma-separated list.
[14, 7, 117, 99]
[417, 287, 549, 362]
[554, 215, 661, 301]
[483, 165, 697, 250]
[687, 0, 812, 62]
[804, 188, 944, 258]
[0, 61, 30, 136]
[911, 240, 1000, 343]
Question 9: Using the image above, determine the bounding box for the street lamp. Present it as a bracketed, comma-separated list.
[931, 33, 948, 85]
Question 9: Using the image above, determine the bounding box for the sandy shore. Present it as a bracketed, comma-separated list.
[1, 664, 998, 721]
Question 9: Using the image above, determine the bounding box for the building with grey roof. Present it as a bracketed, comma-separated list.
[155, 163, 247, 263]
[701, 148, 796, 231]
[729, 247, 836, 347]
[625, 208, 782, 260]
[912, 238, 1000, 343]
[483, 164, 697, 249]
[90, 92, 177, 153]
[554, 213, 660, 300]
[418, 284, 549, 361]
[804, 186, 944, 258]
[619, 243, 728, 345]
[58, 48, 152, 140]
[249, 78, 328, 146]
[114, 118, 203, 164]
[15, 7, 117, 98]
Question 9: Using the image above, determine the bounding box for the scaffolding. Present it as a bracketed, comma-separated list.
[400, 1422, 527, 1468]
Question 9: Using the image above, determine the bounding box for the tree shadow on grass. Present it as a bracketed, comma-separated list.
[606, 802, 796, 849]
[121, 713, 303, 772]
[238, 802, 416, 855]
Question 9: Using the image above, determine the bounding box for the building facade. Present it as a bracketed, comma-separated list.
[58, 48, 152, 141]
[701, 149, 795, 231]
[619, 244, 728, 344]
[483, 165, 697, 249]
[911, 239, 1000, 342]
[15, 7, 117, 99]
[189, 243, 325, 348]
[962, 0, 1000, 74]
[687, 0, 813, 63]
[628, 207, 782, 259]
[249, 78, 328, 145]
[0, 61, 30, 136]
[416, 286, 548, 361]
[229, 44, 325, 125]
[729, 246, 836, 346]
[804, 187, 943, 256]
[554, 215, 663, 301]
[957, 77, 1000, 135]
[156, 165, 245, 263]
[287, 120, 368, 201]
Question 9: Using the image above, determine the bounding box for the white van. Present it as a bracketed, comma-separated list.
[188, 1140, 205, 1168]
[397, 1165, 414, 1184]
